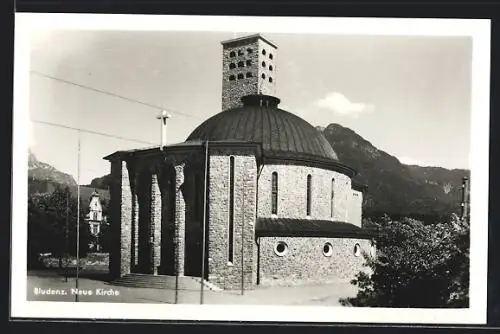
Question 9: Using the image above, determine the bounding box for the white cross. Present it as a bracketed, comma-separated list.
[156, 110, 171, 148]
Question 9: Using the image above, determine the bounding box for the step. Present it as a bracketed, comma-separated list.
[109, 274, 222, 291]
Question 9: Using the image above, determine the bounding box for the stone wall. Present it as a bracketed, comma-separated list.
[257, 164, 359, 224]
[221, 38, 277, 111]
[207, 148, 257, 289]
[257, 236, 372, 287]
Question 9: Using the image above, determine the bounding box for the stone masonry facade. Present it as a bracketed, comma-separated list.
[221, 36, 277, 111]
[258, 236, 373, 286]
[257, 164, 363, 226]
[108, 150, 369, 289]
[206, 148, 258, 289]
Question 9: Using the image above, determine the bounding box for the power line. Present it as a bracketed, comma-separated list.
[31, 119, 158, 146]
[30, 71, 204, 121]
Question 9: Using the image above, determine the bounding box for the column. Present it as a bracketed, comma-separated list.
[150, 173, 162, 275]
[109, 159, 132, 278]
[174, 163, 186, 276]
[131, 176, 139, 269]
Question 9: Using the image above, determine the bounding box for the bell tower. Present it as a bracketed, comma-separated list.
[221, 34, 278, 111]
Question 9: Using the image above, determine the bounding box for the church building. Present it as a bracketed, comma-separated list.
[104, 34, 376, 290]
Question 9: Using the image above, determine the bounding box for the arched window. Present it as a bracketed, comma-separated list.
[330, 178, 335, 218]
[269, 77, 273, 83]
[261, 73, 266, 79]
[246, 72, 253, 78]
[229, 51, 236, 57]
[269, 65, 273, 71]
[228, 156, 235, 263]
[271, 172, 278, 215]
[269, 53, 274, 59]
[229, 63, 236, 69]
[262, 61, 266, 67]
[262, 49, 266, 55]
[229, 75, 236, 81]
[237, 73, 244, 80]
[246, 59, 252, 66]
[306, 174, 312, 216]
[238, 49, 244, 56]
[237, 61, 244, 68]
[247, 48, 253, 54]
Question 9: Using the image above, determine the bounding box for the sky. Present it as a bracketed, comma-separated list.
[28, 29, 473, 185]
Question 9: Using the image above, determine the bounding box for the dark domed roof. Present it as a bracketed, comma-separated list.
[186, 95, 339, 162]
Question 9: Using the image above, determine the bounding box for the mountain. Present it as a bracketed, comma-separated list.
[28, 151, 110, 207]
[319, 123, 469, 222]
[28, 150, 77, 187]
[85, 174, 112, 190]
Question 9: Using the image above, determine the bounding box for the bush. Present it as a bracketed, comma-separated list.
[27, 186, 91, 269]
[341, 215, 469, 308]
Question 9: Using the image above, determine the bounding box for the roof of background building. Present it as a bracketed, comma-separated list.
[255, 217, 377, 239]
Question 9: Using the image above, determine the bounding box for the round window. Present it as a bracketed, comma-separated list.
[323, 242, 333, 257]
[353, 243, 361, 257]
[274, 241, 288, 257]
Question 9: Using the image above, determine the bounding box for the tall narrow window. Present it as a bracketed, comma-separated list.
[306, 174, 312, 216]
[228, 156, 235, 263]
[330, 178, 335, 218]
[271, 172, 278, 215]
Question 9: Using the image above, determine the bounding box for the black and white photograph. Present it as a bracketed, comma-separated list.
[11, 13, 491, 324]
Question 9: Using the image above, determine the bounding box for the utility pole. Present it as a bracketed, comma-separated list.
[460, 176, 470, 221]
[200, 140, 208, 304]
[65, 188, 69, 283]
[75, 129, 81, 302]
[157, 110, 173, 302]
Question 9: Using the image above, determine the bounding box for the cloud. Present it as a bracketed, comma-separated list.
[314, 92, 374, 117]
[398, 156, 424, 166]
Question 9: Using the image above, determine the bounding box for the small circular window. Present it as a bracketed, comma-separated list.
[323, 242, 333, 257]
[274, 241, 288, 257]
[353, 243, 361, 257]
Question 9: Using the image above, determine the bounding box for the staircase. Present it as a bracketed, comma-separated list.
[108, 273, 222, 291]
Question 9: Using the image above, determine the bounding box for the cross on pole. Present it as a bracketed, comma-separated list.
[156, 110, 172, 148]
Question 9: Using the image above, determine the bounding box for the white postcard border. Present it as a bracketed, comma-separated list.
[11, 13, 491, 324]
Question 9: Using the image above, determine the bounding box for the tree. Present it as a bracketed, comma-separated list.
[27, 185, 91, 269]
[341, 215, 470, 308]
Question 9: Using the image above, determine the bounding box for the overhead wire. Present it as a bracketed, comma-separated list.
[30, 70, 205, 121]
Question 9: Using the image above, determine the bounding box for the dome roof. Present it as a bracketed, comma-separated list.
[186, 95, 339, 162]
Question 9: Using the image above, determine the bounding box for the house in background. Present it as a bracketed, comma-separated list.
[80, 188, 110, 252]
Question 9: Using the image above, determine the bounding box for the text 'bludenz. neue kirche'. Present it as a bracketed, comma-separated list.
[104, 34, 377, 290]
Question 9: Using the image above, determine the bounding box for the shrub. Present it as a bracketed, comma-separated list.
[341, 215, 469, 308]
[27, 186, 91, 269]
